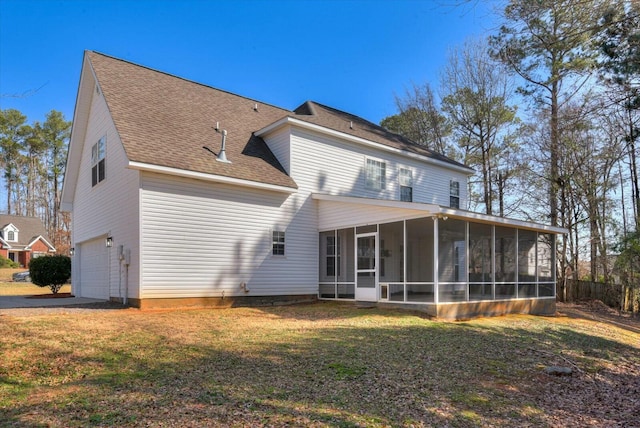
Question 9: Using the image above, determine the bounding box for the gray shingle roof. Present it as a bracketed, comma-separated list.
[87, 52, 469, 189]
[292, 101, 469, 169]
[88, 52, 297, 189]
[0, 215, 53, 250]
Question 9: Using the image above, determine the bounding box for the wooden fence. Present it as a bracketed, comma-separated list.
[560, 279, 621, 308]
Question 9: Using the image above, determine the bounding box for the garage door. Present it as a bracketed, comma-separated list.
[78, 238, 109, 299]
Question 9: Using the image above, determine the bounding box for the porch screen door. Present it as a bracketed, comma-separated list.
[355, 233, 377, 301]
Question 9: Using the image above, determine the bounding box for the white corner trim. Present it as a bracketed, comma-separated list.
[256, 117, 475, 175]
[127, 161, 297, 194]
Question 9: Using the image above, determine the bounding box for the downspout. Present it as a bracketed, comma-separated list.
[124, 249, 130, 306]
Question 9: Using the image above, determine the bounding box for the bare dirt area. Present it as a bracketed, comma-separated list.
[557, 300, 640, 334]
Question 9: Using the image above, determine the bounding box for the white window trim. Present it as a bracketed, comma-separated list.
[3, 225, 18, 243]
[271, 229, 286, 257]
[91, 135, 106, 186]
[365, 157, 386, 191]
[399, 167, 414, 202]
[450, 179, 460, 208]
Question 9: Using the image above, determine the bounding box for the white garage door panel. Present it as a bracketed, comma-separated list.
[79, 238, 109, 299]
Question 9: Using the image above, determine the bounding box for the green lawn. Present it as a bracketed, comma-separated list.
[1, 302, 638, 427]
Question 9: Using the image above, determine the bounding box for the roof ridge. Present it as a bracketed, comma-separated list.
[306, 101, 369, 123]
[87, 50, 293, 114]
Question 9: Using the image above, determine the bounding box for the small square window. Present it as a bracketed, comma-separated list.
[365, 158, 386, 190]
[272, 231, 285, 256]
[450, 180, 460, 209]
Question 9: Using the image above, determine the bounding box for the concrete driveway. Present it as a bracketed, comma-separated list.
[0, 295, 108, 309]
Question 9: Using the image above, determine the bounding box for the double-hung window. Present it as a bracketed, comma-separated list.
[450, 180, 460, 209]
[399, 168, 413, 202]
[272, 231, 285, 256]
[365, 158, 386, 190]
[92, 136, 106, 187]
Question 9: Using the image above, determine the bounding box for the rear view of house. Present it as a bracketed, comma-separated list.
[61, 51, 565, 318]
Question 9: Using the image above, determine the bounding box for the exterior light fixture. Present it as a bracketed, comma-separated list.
[106, 237, 113, 247]
[70, 248, 75, 256]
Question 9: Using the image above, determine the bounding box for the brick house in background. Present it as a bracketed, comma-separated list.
[0, 215, 56, 267]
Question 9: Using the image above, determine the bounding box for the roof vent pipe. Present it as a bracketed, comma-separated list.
[217, 130, 230, 163]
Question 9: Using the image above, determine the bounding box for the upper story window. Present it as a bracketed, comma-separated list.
[272, 230, 285, 256]
[450, 180, 460, 209]
[399, 168, 413, 202]
[2, 225, 18, 242]
[365, 158, 386, 191]
[91, 136, 106, 187]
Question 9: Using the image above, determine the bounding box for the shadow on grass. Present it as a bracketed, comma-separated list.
[3, 305, 639, 427]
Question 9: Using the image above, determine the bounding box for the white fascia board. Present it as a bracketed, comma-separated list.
[438, 207, 568, 234]
[61, 53, 97, 210]
[128, 161, 297, 194]
[256, 117, 475, 176]
[0, 237, 11, 249]
[312, 193, 567, 234]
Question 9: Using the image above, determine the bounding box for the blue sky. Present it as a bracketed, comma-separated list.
[1, 0, 499, 128]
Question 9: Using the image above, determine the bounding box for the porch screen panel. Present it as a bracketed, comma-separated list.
[337, 228, 355, 299]
[468, 222, 493, 301]
[406, 218, 434, 302]
[518, 230, 537, 298]
[495, 226, 516, 299]
[380, 221, 404, 301]
[537, 233, 555, 297]
[319, 231, 336, 298]
[438, 218, 467, 302]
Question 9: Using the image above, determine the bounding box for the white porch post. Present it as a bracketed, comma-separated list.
[433, 216, 439, 304]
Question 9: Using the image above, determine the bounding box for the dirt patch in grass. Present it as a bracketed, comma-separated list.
[1, 301, 638, 427]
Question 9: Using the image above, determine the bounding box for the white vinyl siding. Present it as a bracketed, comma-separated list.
[139, 172, 317, 298]
[70, 85, 140, 300]
[281, 127, 469, 206]
[263, 127, 291, 174]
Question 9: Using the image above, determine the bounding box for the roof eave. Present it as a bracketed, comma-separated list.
[256, 117, 475, 175]
[128, 161, 297, 194]
[312, 193, 567, 234]
[61, 52, 99, 211]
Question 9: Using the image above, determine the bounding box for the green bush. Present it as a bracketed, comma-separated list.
[0, 256, 19, 268]
[29, 255, 71, 294]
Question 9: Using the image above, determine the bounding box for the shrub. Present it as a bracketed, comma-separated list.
[29, 255, 71, 294]
[0, 256, 19, 268]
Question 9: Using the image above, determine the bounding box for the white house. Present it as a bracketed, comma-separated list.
[61, 51, 565, 319]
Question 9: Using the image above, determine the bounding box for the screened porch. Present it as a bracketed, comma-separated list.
[318, 216, 556, 305]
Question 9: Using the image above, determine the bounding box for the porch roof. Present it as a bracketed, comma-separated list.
[312, 194, 568, 235]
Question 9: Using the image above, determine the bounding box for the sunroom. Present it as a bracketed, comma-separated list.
[314, 194, 566, 319]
